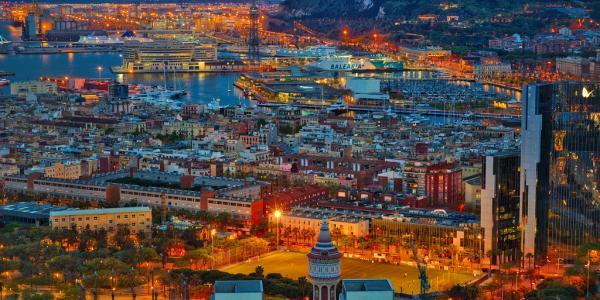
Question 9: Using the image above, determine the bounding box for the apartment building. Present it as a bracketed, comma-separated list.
[49, 206, 152, 234]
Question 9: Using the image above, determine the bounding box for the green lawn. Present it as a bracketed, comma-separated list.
[220, 251, 477, 295]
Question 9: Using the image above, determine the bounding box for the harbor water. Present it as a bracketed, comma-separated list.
[0, 22, 246, 105]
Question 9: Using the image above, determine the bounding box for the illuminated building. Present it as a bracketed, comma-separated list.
[424, 161, 463, 207]
[473, 63, 512, 80]
[23, 12, 38, 40]
[10, 80, 58, 97]
[555, 56, 589, 78]
[521, 82, 600, 262]
[113, 41, 218, 73]
[480, 151, 520, 265]
[50, 206, 152, 235]
[372, 210, 483, 257]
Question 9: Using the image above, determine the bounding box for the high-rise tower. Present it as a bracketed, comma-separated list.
[521, 82, 600, 263]
[307, 219, 341, 300]
[248, 0, 260, 63]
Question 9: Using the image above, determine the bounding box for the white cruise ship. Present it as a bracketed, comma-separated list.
[0, 35, 12, 53]
[304, 55, 377, 71]
[276, 45, 338, 58]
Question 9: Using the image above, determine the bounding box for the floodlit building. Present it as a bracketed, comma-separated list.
[480, 151, 520, 265]
[49, 206, 152, 234]
[10, 80, 58, 97]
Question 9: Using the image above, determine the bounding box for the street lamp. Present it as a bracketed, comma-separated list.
[586, 250, 591, 299]
[97, 66, 103, 80]
[274, 210, 281, 249]
[477, 234, 482, 265]
[211, 228, 217, 269]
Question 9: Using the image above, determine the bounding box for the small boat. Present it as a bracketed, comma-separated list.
[326, 98, 348, 115]
[0, 79, 9, 86]
[243, 88, 251, 97]
[208, 98, 222, 110]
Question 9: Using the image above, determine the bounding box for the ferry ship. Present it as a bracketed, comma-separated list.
[111, 41, 221, 73]
[76, 34, 123, 46]
[305, 55, 376, 71]
[75, 31, 153, 46]
[276, 45, 338, 58]
[0, 35, 12, 54]
[304, 55, 402, 72]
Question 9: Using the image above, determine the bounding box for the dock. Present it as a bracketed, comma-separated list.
[0, 71, 15, 77]
[257, 102, 521, 122]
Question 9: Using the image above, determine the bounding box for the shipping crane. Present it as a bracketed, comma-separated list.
[408, 240, 430, 295]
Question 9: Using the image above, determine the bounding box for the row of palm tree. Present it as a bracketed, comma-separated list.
[281, 225, 317, 246]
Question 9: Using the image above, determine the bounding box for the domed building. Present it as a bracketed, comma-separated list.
[307, 219, 342, 300]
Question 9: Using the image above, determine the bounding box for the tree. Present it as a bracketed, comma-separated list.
[283, 226, 292, 247]
[21, 288, 54, 300]
[331, 227, 342, 247]
[533, 279, 578, 300]
[114, 225, 134, 250]
[46, 255, 83, 283]
[250, 219, 268, 236]
[447, 284, 480, 300]
[181, 228, 203, 248]
[184, 248, 211, 270]
[298, 276, 309, 298]
[252, 266, 264, 278]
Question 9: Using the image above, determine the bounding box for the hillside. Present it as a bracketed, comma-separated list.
[274, 0, 597, 51]
[279, 0, 528, 20]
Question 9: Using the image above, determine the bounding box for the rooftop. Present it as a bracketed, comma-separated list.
[0, 202, 70, 218]
[213, 280, 263, 294]
[342, 279, 394, 292]
[49, 206, 151, 217]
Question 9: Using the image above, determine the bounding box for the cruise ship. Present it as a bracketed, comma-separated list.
[111, 40, 221, 73]
[0, 35, 12, 54]
[75, 31, 153, 46]
[275, 45, 338, 58]
[304, 55, 402, 72]
[304, 55, 377, 71]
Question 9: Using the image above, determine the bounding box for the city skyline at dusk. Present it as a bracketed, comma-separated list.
[0, 1, 599, 299]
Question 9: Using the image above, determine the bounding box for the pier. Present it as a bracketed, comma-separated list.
[256, 102, 521, 122]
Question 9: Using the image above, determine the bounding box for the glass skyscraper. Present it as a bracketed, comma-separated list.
[481, 151, 521, 265]
[521, 82, 600, 262]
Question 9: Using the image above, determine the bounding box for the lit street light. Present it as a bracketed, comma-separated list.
[274, 210, 281, 249]
[211, 228, 217, 269]
[97, 66, 103, 80]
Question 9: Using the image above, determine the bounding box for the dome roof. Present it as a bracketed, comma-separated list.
[308, 219, 341, 259]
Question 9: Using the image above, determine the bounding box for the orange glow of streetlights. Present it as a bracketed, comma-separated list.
[274, 210, 281, 249]
[372, 33, 378, 39]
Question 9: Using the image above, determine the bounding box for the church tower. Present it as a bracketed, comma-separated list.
[307, 219, 341, 300]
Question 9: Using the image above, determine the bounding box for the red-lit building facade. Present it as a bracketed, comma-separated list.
[425, 161, 463, 207]
[263, 184, 329, 213]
